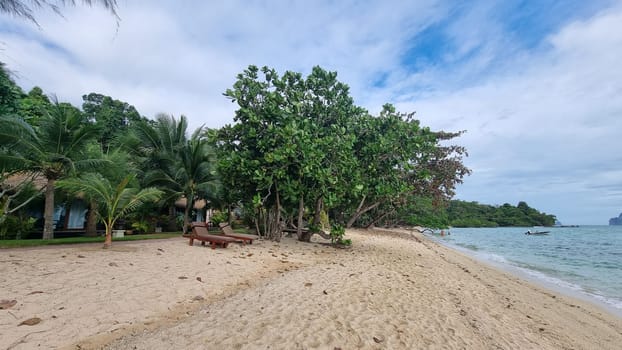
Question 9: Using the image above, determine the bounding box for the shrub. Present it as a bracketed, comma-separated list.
[211, 211, 228, 226]
[0, 215, 36, 240]
[330, 224, 351, 246]
[131, 219, 150, 234]
[308, 223, 321, 233]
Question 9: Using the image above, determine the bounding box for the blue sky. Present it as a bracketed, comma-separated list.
[1, 0, 621, 224]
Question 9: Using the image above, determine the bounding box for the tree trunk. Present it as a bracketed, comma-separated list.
[365, 211, 391, 229]
[43, 178, 56, 239]
[313, 197, 323, 226]
[85, 200, 98, 237]
[103, 225, 112, 249]
[274, 186, 282, 241]
[183, 204, 191, 234]
[167, 205, 177, 231]
[183, 194, 194, 235]
[346, 199, 381, 228]
[296, 195, 304, 239]
[298, 230, 312, 242]
[300, 229, 331, 242]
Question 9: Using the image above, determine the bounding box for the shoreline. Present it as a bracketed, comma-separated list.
[427, 233, 622, 319]
[1, 229, 621, 349]
[425, 229, 622, 319]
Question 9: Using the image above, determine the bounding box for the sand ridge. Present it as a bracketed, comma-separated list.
[1, 229, 621, 349]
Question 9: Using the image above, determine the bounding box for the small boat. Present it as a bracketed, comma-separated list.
[525, 230, 550, 235]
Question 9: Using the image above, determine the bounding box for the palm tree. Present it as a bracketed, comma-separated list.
[121, 114, 188, 230]
[58, 173, 162, 248]
[123, 115, 219, 234]
[82, 146, 136, 236]
[147, 128, 218, 234]
[0, 100, 101, 239]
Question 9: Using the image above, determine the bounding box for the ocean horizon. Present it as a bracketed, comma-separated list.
[428, 225, 622, 318]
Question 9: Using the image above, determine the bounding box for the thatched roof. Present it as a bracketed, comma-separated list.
[2, 172, 47, 191]
[174, 197, 207, 209]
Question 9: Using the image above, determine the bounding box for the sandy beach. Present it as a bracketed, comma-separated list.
[1, 228, 621, 350]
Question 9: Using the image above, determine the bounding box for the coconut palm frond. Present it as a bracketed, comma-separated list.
[117, 187, 162, 218]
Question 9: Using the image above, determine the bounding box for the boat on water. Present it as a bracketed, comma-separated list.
[525, 230, 550, 235]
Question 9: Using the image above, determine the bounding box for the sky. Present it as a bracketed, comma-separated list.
[1, 0, 621, 225]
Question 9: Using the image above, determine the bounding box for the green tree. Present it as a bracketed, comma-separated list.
[218, 66, 358, 240]
[343, 105, 432, 228]
[82, 92, 144, 152]
[145, 128, 217, 234]
[446, 200, 556, 227]
[296, 67, 362, 235]
[0, 62, 24, 116]
[0, 171, 41, 234]
[217, 65, 471, 240]
[19, 86, 52, 127]
[0, 99, 100, 239]
[58, 173, 161, 248]
[123, 114, 217, 234]
[218, 66, 294, 239]
[81, 145, 135, 236]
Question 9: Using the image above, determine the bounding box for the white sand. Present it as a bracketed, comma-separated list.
[1, 229, 621, 349]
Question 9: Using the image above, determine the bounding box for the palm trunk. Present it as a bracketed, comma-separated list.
[103, 224, 112, 249]
[85, 200, 98, 237]
[167, 205, 177, 231]
[43, 178, 56, 239]
[183, 196, 194, 235]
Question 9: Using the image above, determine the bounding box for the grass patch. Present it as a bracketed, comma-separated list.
[0, 233, 182, 249]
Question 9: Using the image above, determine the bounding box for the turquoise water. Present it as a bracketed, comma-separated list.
[428, 226, 622, 316]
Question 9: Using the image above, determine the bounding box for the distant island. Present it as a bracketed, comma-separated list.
[609, 213, 622, 225]
[446, 201, 556, 228]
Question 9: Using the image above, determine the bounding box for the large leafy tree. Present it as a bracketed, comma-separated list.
[341, 105, 431, 228]
[58, 173, 161, 248]
[19, 86, 52, 127]
[218, 65, 363, 240]
[0, 62, 24, 116]
[0, 65, 34, 228]
[296, 67, 363, 233]
[218, 66, 309, 239]
[82, 92, 144, 153]
[0, 99, 100, 239]
[217, 65, 471, 240]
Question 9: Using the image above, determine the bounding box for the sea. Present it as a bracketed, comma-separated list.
[426, 225, 622, 318]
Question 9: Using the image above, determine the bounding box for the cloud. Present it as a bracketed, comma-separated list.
[1, 0, 621, 223]
[395, 4, 622, 223]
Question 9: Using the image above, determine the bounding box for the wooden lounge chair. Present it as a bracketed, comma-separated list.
[219, 222, 259, 244]
[191, 221, 208, 228]
[188, 225, 238, 249]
